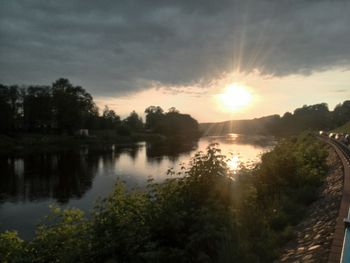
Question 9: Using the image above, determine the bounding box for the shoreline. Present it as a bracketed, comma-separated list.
[0, 132, 200, 156]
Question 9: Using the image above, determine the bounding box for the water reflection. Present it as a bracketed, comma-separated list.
[0, 135, 273, 239]
[0, 150, 98, 204]
[0, 136, 273, 205]
[206, 133, 275, 148]
[228, 155, 240, 171]
[146, 139, 197, 161]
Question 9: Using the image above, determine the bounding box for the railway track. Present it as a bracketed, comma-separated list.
[319, 137, 350, 263]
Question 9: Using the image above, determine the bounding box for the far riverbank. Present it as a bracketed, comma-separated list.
[0, 132, 174, 156]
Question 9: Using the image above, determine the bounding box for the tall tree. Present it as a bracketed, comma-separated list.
[0, 85, 13, 133]
[52, 78, 95, 133]
[23, 86, 52, 131]
[144, 106, 164, 129]
[0, 85, 21, 132]
[333, 100, 350, 127]
[124, 111, 143, 131]
[102, 106, 121, 129]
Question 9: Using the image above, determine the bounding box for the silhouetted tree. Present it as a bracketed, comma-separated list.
[333, 100, 350, 127]
[167, 107, 179, 114]
[23, 86, 52, 131]
[145, 106, 164, 130]
[0, 85, 13, 132]
[144, 106, 199, 138]
[52, 78, 95, 133]
[0, 85, 23, 133]
[267, 103, 331, 135]
[292, 103, 330, 130]
[123, 111, 143, 131]
[101, 106, 121, 129]
[1, 78, 349, 138]
[160, 111, 199, 137]
[85, 104, 100, 130]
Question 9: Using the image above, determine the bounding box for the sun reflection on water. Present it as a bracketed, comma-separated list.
[228, 154, 240, 172]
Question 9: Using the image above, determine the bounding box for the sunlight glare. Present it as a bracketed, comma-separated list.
[228, 154, 240, 171]
[218, 84, 252, 111]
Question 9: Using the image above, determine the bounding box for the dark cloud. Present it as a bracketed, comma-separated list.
[1, 0, 350, 95]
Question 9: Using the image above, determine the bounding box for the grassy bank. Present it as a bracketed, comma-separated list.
[0, 134, 328, 262]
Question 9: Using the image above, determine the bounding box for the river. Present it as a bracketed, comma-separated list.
[0, 134, 274, 239]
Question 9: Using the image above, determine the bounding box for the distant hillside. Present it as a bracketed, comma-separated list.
[200, 101, 350, 136]
[200, 115, 279, 135]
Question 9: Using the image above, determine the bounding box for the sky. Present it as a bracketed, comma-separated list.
[0, 0, 350, 122]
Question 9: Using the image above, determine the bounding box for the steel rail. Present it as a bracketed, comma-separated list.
[319, 137, 350, 263]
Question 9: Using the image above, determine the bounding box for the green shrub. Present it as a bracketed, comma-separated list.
[0, 231, 25, 263]
[0, 134, 328, 262]
[27, 207, 92, 263]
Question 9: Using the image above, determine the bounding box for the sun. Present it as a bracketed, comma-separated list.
[218, 83, 252, 111]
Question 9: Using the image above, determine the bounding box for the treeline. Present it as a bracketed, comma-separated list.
[0, 78, 199, 138]
[200, 101, 350, 136]
[145, 106, 199, 137]
[0, 134, 328, 262]
[0, 79, 97, 133]
[271, 102, 350, 135]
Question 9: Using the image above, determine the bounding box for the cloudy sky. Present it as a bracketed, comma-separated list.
[1, 0, 349, 122]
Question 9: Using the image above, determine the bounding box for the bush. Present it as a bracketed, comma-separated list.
[27, 207, 91, 263]
[0, 135, 328, 262]
[0, 231, 25, 263]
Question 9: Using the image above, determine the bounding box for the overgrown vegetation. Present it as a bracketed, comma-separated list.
[0, 134, 328, 263]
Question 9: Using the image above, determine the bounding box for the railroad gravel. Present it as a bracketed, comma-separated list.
[277, 147, 343, 263]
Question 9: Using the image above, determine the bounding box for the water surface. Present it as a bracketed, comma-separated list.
[0, 134, 274, 239]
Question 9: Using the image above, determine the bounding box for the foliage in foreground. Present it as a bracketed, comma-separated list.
[0, 134, 328, 263]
